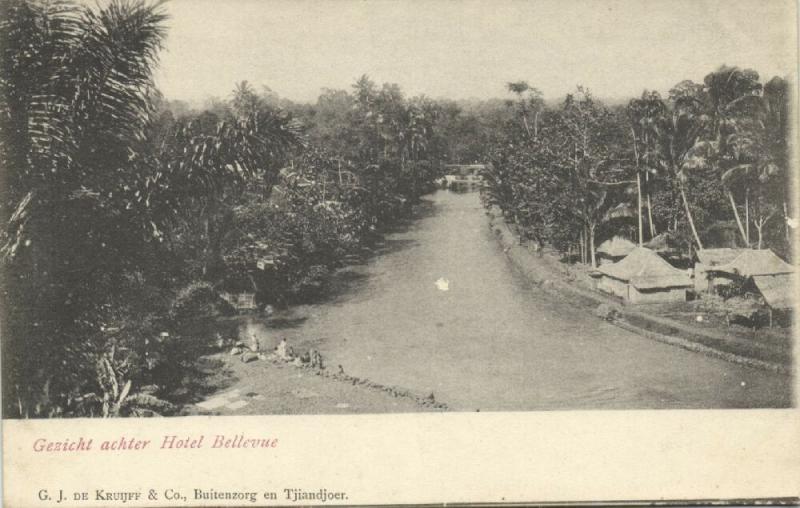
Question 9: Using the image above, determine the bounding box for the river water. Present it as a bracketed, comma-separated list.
[243, 190, 792, 410]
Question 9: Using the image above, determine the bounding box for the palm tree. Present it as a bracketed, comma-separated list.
[627, 91, 666, 245]
[702, 66, 763, 245]
[761, 76, 791, 248]
[231, 80, 264, 118]
[506, 81, 544, 138]
[1, 0, 169, 416]
[718, 77, 786, 249]
[161, 109, 303, 276]
[649, 81, 710, 249]
[0, 0, 302, 416]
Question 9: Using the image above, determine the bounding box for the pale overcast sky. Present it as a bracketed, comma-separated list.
[152, 0, 798, 104]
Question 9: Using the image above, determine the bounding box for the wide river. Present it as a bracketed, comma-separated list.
[244, 190, 792, 410]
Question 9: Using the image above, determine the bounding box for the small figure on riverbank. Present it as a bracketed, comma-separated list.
[215, 333, 226, 349]
[310, 349, 324, 369]
[275, 338, 287, 357]
[275, 338, 293, 361]
[249, 333, 259, 352]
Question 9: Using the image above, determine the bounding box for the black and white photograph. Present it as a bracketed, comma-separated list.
[1, 0, 796, 422]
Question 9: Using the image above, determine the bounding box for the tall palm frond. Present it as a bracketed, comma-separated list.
[1, 0, 168, 259]
[162, 111, 304, 196]
[0, 0, 169, 417]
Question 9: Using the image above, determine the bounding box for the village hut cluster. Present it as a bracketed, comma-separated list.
[698, 248, 796, 326]
[591, 235, 796, 328]
[595, 246, 691, 304]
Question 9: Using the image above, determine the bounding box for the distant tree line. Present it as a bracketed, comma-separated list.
[482, 69, 793, 268]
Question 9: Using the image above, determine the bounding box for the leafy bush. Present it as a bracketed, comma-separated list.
[715, 276, 750, 300]
[170, 282, 234, 326]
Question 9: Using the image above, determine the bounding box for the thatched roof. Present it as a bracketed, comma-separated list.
[696, 248, 745, 266]
[710, 249, 794, 277]
[752, 274, 796, 310]
[603, 203, 636, 222]
[598, 247, 691, 289]
[597, 236, 637, 258]
[644, 232, 679, 253]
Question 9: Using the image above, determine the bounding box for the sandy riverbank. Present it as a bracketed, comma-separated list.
[187, 350, 447, 416]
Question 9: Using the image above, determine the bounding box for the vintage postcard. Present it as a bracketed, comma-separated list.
[1, 0, 798, 506]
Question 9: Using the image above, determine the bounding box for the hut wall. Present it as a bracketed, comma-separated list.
[694, 262, 710, 292]
[629, 286, 687, 304]
[597, 276, 629, 300]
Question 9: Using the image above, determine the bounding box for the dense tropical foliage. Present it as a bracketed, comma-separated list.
[0, 0, 450, 417]
[482, 68, 794, 267]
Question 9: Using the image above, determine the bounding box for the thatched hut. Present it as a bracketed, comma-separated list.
[694, 248, 745, 292]
[711, 249, 794, 279]
[707, 249, 796, 324]
[644, 232, 674, 253]
[643, 231, 689, 266]
[596, 247, 691, 303]
[596, 236, 637, 264]
[752, 274, 796, 311]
